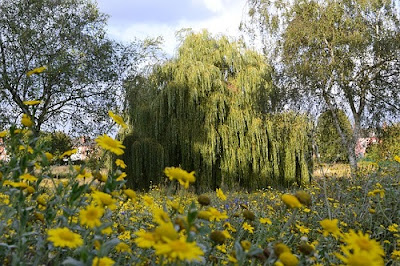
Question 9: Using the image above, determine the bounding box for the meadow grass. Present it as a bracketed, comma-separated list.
[1, 126, 400, 265]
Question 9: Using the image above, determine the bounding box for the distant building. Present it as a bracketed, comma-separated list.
[355, 137, 379, 158]
[69, 136, 97, 161]
[0, 138, 8, 161]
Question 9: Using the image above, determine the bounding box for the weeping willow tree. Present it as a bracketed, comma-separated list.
[124, 31, 312, 191]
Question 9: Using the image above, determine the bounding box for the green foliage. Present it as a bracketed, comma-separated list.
[38, 131, 73, 158]
[316, 109, 353, 163]
[366, 123, 400, 162]
[0, 0, 147, 136]
[245, 0, 400, 172]
[125, 31, 312, 190]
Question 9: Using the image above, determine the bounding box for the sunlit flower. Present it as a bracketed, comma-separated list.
[394, 155, 400, 163]
[279, 252, 299, 266]
[92, 256, 115, 266]
[3, 180, 29, 188]
[115, 242, 131, 253]
[47, 227, 83, 249]
[342, 230, 384, 257]
[116, 172, 127, 181]
[79, 204, 104, 228]
[123, 189, 136, 201]
[368, 189, 385, 198]
[27, 65, 47, 76]
[153, 208, 171, 224]
[388, 224, 399, 233]
[45, 152, 54, 161]
[21, 114, 33, 127]
[23, 100, 42, 106]
[115, 159, 127, 169]
[142, 195, 154, 206]
[260, 217, 272, 225]
[0, 130, 6, 138]
[134, 230, 158, 248]
[155, 221, 179, 241]
[281, 194, 302, 208]
[92, 191, 117, 210]
[336, 247, 384, 266]
[95, 134, 125, 155]
[320, 219, 341, 238]
[59, 149, 78, 158]
[216, 188, 227, 201]
[154, 236, 204, 262]
[208, 207, 228, 221]
[241, 240, 251, 251]
[164, 167, 195, 189]
[108, 110, 128, 129]
[19, 173, 37, 182]
[242, 222, 254, 233]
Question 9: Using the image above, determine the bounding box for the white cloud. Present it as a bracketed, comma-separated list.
[101, 0, 247, 56]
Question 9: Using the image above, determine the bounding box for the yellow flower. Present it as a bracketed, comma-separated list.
[240, 240, 251, 251]
[320, 219, 341, 238]
[279, 252, 299, 266]
[281, 194, 302, 208]
[216, 188, 227, 201]
[79, 204, 104, 228]
[27, 65, 47, 76]
[155, 221, 179, 241]
[36, 194, 49, 206]
[101, 227, 112, 235]
[123, 189, 136, 201]
[92, 256, 115, 266]
[95, 134, 125, 155]
[3, 181, 28, 188]
[134, 230, 158, 248]
[108, 110, 128, 129]
[23, 100, 42, 106]
[342, 230, 384, 257]
[59, 149, 77, 158]
[242, 222, 254, 233]
[115, 159, 127, 169]
[0, 130, 6, 138]
[19, 173, 37, 182]
[92, 191, 117, 210]
[153, 208, 171, 224]
[47, 227, 83, 249]
[274, 243, 291, 256]
[45, 152, 54, 161]
[392, 250, 400, 260]
[388, 224, 399, 233]
[21, 114, 33, 127]
[260, 217, 272, 225]
[208, 207, 228, 221]
[336, 248, 384, 266]
[164, 167, 195, 189]
[115, 242, 131, 253]
[154, 236, 204, 262]
[116, 172, 127, 181]
[368, 189, 385, 199]
[394, 155, 400, 163]
[142, 195, 154, 206]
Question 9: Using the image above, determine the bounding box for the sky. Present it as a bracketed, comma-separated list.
[96, 0, 248, 56]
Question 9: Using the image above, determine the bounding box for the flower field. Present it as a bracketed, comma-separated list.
[1, 115, 400, 265]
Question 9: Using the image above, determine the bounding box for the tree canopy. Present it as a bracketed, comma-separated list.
[316, 109, 353, 163]
[0, 0, 149, 136]
[245, 0, 400, 172]
[124, 31, 312, 191]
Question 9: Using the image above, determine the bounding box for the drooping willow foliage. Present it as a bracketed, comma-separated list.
[123, 31, 312, 191]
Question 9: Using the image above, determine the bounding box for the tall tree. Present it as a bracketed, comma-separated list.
[316, 109, 353, 163]
[124, 31, 312, 191]
[245, 0, 400, 173]
[0, 0, 147, 136]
